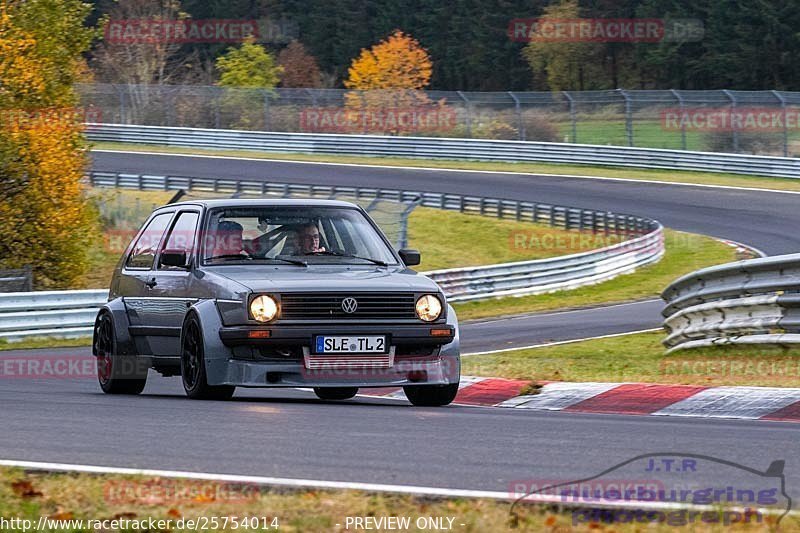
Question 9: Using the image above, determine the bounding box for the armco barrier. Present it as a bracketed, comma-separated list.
[0, 290, 108, 341]
[0, 174, 663, 340]
[662, 254, 800, 351]
[85, 124, 800, 178]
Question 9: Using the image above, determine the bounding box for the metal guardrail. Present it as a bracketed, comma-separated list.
[0, 267, 32, 292]
[0, 173, 663, 340]
[0, 290, 107, 341]
[86, 124, 800, 178]
[662, 254, 800, 352]
[429, 227, 663, 302]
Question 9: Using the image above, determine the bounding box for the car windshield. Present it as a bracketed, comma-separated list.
[202, 206, 397, 265]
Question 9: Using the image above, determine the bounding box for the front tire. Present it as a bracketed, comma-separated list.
[181, 316, 235, 401]
[95, 312, 147, 395]
[404, 383, 459, 407]
[313, 387, 359, 401]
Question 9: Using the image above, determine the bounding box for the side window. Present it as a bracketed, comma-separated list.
[159, 211, 199, 268]
[125, 213, 173, 269]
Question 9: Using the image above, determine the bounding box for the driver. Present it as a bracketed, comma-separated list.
[298, 223, 326, 254]
[207, 220, 249, 259]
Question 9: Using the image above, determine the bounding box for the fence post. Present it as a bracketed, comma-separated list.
[563, 91, 576, 143]
[116, 84, 127, 124]
[619, 89, 633, 147]
[723, 89, 739, 152]
[670, 89, 686, 150]
[773, 90, 789, 157]
[509, 91, 524, 140]
[457, 91, 472, 137]
[214, 87, 221, 129]
[263, 90, 271, 131]
[23, 265, 32, 292]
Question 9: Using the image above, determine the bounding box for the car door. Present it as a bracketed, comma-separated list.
[146, 209, 202, 356]
[118, 210, 175, 356]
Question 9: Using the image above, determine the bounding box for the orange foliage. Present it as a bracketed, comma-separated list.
[344, 30, 450, 135]
[345, 30, 432, 91]
[0, 4, 95, 288]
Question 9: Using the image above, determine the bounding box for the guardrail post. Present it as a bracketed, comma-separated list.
[563, 92, 576, 143]
[670, 89, 687, 151]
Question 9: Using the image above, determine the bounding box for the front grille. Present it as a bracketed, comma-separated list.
[280, 292, 417, 320]
[304, 354, 393, 370]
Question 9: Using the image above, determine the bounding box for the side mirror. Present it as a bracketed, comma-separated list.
[399, 249, 421, 266]
[160, 249, 189, 268]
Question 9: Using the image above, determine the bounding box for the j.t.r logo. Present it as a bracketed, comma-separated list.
[341, 297, 358, 314]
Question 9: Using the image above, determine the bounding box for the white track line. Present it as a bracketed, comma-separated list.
[93, 149, 800, 196]
[463, 328, 662, 357]
[0, 459, 792, 516]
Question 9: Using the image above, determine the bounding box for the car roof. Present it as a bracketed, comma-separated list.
[159, 198, 362, 210]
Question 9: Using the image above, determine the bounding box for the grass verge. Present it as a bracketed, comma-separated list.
[0, 337, 92, 352]
[462, 330, 800, 388]
[0, 467, 789, 532]
[92, 141, 800, 193]
[453, 230, 737, 321]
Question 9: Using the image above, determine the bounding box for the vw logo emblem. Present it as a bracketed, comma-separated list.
[341, 297, 358, 314]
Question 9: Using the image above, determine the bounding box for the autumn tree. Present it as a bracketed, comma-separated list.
[277, 40, 322, 88]
[0, 0, 97, 288]
[343, 30, 447, 134]
[522, 0, 605, 91]
[215, 40, 283, 129]
[216, 40, 283, 88]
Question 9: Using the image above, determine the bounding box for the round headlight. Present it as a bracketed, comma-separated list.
[415, 294, 442, 322]
[250, 295, 278, 322]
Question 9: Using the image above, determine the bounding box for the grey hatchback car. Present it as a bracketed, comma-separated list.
[93, 199, 461, 406]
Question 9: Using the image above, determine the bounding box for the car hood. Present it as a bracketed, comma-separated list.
[203, 265, 442, 293]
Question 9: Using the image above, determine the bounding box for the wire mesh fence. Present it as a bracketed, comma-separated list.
[77, 84, 800, 157]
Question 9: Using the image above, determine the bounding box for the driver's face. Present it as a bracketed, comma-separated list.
[301, 226, 321, 253]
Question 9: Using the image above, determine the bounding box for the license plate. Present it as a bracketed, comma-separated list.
[314, 335, 387, 354]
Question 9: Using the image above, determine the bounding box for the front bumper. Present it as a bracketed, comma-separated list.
[210, 353, 460, 388]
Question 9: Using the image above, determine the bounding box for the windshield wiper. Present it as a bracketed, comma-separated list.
[206, 254, 250, 262]
[306, 250, 388, 267]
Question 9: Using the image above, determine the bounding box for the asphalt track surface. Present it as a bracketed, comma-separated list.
[2, 150, 798, 501]
[1, 348, 797, 498]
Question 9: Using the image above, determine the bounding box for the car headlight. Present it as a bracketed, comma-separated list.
[250, 295, 278, 322]
[416, 294, 442, 322]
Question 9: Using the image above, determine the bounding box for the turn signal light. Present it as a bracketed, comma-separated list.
[430, 328, 453, 337]
[248, 330, 271, 339]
